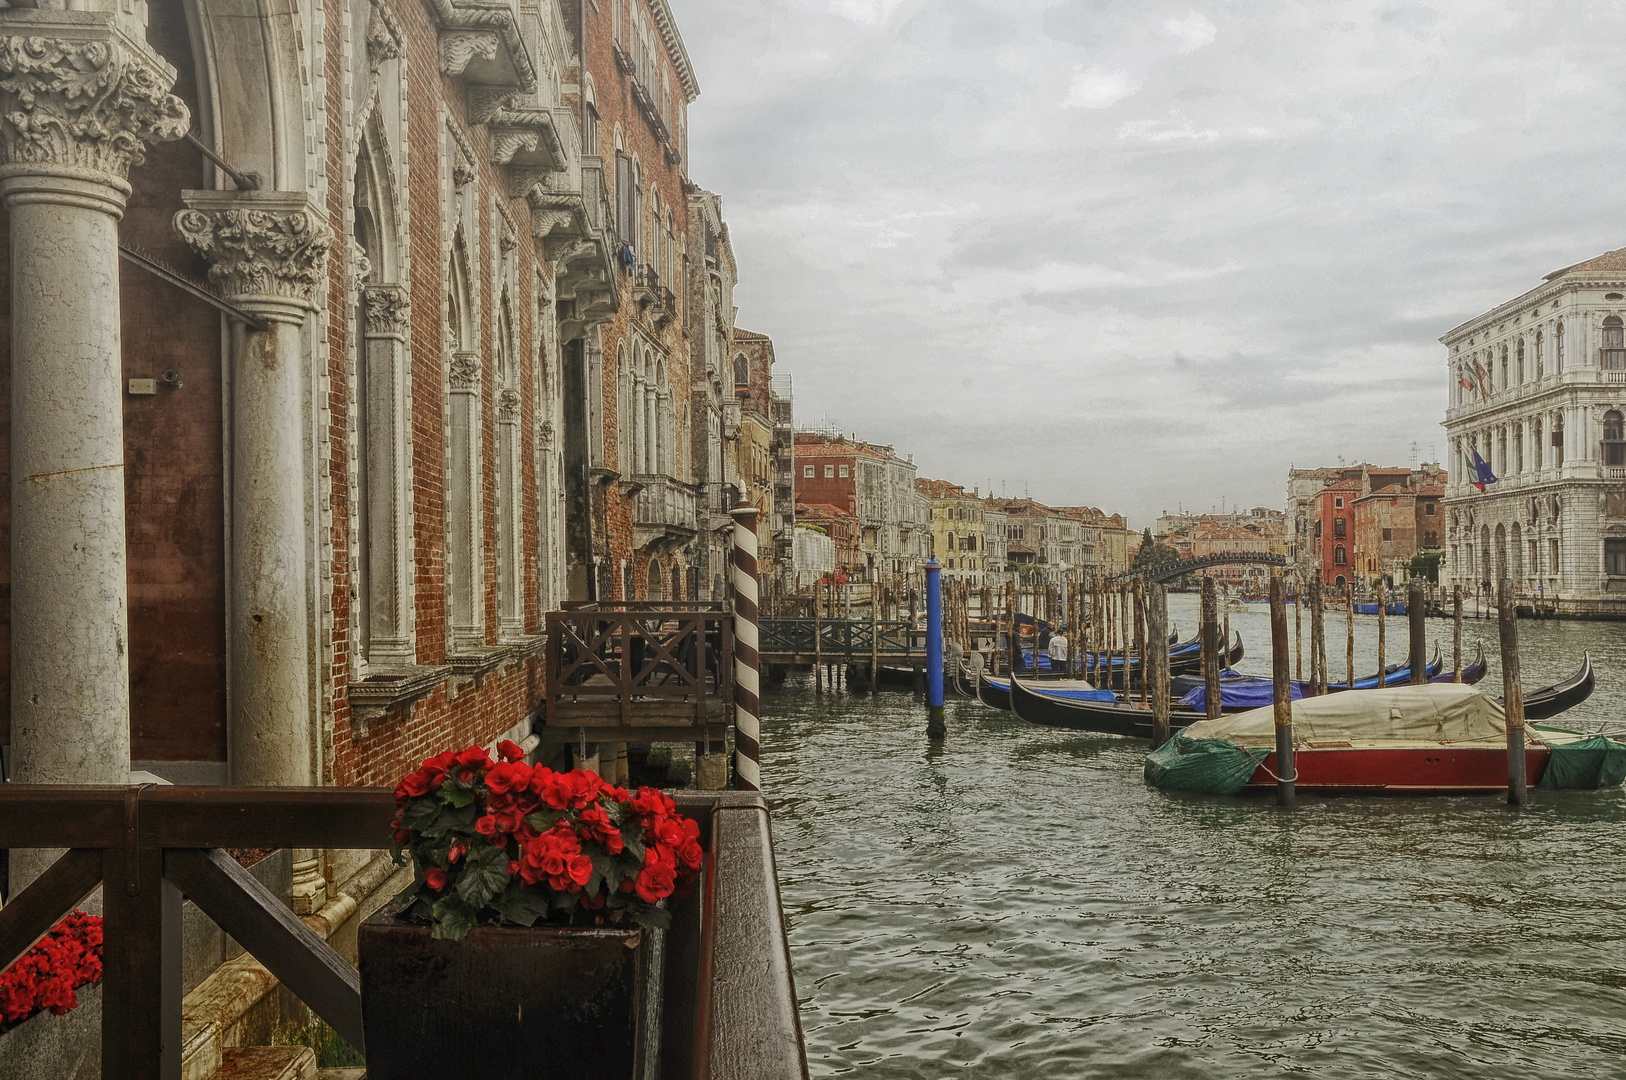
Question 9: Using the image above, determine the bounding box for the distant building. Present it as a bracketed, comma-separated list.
[918, 478, 987, 583]
[792, 433, 923, 580]
[1301, 465, 1445, 588]
[793, 524, 837, 580]
[793, 502, 859, 575]
[1441, 244, 1626, 614]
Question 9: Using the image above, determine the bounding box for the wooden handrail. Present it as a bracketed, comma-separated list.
[0, 785, 807, 1080]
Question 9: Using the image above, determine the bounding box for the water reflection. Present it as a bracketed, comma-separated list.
[763, 612, 1626, 1077]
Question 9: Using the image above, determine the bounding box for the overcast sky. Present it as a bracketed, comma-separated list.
[675, 0, 1626, 530]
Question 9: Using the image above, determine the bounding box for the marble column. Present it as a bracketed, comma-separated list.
[174, 192, 332, 789]
[361, 284, 414, 666]
[0, 8, 187, 833]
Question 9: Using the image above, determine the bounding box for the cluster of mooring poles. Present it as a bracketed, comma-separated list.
[1184, 570, 1526, 808]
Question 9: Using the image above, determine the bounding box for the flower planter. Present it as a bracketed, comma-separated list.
[359, 907, 658, 1080]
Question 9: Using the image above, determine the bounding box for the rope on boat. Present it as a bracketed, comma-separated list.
[1238, 744, 1298, 784]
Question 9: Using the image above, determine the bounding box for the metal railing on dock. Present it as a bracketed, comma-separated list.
[0, 785, 807, 1080]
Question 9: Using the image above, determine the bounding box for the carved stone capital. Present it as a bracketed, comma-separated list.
[450, 350, 481, 390]
[497, 388, 521, 421]
[174, 190, 333, 317]
[0, 12, 189, 187]
[363, 283, 410, 336]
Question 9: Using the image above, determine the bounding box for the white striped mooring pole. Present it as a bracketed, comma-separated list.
[730, 503, 762, 790]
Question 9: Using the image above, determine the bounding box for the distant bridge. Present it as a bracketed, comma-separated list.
[1113, 552, 1289, 585]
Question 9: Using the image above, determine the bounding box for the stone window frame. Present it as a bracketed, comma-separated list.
[442, 110, 486, 655]
[493, 196, 525, 642]
[344, 0, 417, 676]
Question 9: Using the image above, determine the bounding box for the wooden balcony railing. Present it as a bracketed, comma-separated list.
[0, 786, 805, 1080]
[545, 602, 733, 742]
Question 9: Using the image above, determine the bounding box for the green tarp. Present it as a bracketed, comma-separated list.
[1143, 734, 1262, 795]
[1534, 726, 1626, 790]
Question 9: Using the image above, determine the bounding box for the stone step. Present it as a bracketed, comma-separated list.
[208, 1047, 316, 1080]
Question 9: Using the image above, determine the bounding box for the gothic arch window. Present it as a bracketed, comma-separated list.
[1605, 410, 1626, 466]
[649, 187, 663, 282]
[734, 353, 749, 389]
[445, 207, 482, 652]
[1604, 316, 1625, 370]
[617, 343, 632, 471]
[583, 73, 599, 156]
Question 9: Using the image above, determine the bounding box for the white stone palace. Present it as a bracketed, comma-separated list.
[1441, 246, 1626, 615]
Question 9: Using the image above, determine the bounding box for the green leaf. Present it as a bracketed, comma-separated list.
[407, 895, 437, 922]
[491, 885, 550, 927]
[551, 889, 581, 915]
[431, 896, 478, 941]
[401, 798, 441, 832]
[439, 782, 475, 809]
[626, 903, 672, 932]
[524, 809, 564, 833]
[389, 878, 422, 911]
[619, 830, 645, 863]
[455, 843, 511, 910]
[423, 802, 477, 838]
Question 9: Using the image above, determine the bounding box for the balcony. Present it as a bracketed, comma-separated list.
[632, 473, 699, 550]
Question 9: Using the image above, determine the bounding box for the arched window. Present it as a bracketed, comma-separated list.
[1556, 322, 1565, 369]
[1513, 423, 1523, 472]
[1604, 316, 1625, 370]
[1516, 338, 1525, 383]
[583, 74, 599, 156]
[1535, 331, 1544, 377]
[648, 560, 664, 602]
[1605, 410, 1626, 466]
[1500, 343, 1509, 388]
[734, 353, 749, 388]
[1334, 545, 1346, 565]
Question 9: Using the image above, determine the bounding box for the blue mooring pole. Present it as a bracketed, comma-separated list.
[926, 557, 946, 740]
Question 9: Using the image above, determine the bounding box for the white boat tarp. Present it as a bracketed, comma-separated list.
[1178, 683, 1508, 748]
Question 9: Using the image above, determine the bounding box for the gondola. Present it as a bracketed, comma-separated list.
[1428, 641, 1487, 685]
[1008, 675, 1158, 737]
[1080, 632, 1241, 683]
[1510, 652, 1595, 721]
[1170, 645, 1443, 707]
[977, 671, 1012, 711]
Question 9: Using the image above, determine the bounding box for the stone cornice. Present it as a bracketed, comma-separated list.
[174, 190, 333, 316]
[0, 11, 189, 185]
[647, 0, 700, 101]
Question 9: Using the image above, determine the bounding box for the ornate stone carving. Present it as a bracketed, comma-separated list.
[440, 31, 500, 78]
[174, 199, 334, 304]
[497, 388, 521, 421]
[538, 420, 555, 450]
[363, 284, 410, 335]
[449, 351, 481, 390]
[467, 87, 516, 127]
[452, 159, 476, 189]
[366, 5, 402, 68]
[490, 127, 538, 166]
[530, 207, 575, 240]
[0, 21, 189, 180]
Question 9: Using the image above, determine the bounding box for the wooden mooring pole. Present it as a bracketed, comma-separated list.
[1452, 583, 1463, 682]
[1149, 582, 1171, 746]
[870, 582, 879, 695]
[1376, 579, 1387, 688]
[1293, 573, 1303, 683]
[926, 558, 946, 740]
[1309, 576, 1325, 695]
[1409, 579, 1427, 685]
[1499, 577, 1527, 805]
[1135, 578, 1148, 706]
[814, 575, 824, 694]
[1270, 572, 1296, 807]
[1201, 577, 1220, 721]
[1346, 582, 1355, 690]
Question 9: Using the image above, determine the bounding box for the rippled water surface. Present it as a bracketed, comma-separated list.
[763, 597, 1626, 1078]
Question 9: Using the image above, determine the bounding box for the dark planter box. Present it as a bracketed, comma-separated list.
[359, 908, 652, 1080]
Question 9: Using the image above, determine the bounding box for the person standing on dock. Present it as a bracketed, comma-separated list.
[1049, 625, 1069, 676]
[1037, 621, 1052, 672]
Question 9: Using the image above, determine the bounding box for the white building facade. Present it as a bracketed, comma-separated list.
[1442, 246, 1626, 615]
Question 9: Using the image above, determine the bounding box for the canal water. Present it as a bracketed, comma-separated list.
[762, 595, 1626, 1077]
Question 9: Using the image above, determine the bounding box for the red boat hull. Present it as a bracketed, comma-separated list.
[1245, 745, 1551, 793]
